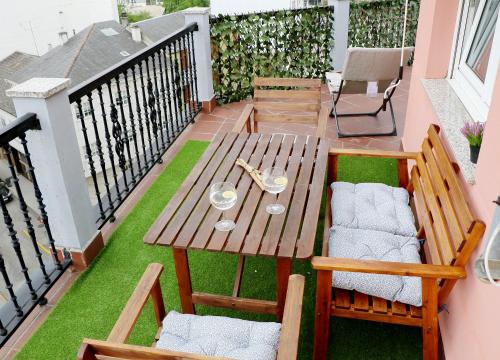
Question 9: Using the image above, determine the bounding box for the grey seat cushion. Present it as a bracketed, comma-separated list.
[329, 226, 422, 306]
[156, 311, 281, 360]
[331, 182, 417, 237]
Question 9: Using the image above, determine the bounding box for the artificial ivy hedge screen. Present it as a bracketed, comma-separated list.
[210, 6, 334, 104]
[210, 1, 420, 104]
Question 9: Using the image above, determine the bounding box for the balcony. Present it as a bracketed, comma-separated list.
[0, 2, 499, 360]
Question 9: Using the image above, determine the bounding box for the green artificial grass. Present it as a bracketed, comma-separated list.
[15, 147, 421, 359]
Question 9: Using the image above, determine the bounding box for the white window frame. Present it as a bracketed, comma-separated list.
[448, 0, 500, 122]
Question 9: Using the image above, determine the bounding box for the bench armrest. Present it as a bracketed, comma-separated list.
[329, 148, 419, 159]
[232, 104, 254, 132]
[107, 263, 165, 343]
[315, 105, 329, 138]
[277, 275, 305, 360]
[78, 339, 228, 360]
[311, 257, 466, 279]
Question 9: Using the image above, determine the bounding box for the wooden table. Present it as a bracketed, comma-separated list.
[144, 131, 329, 320]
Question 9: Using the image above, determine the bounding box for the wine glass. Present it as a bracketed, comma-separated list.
[262, 167, 288, 215]
[209, 182, 237, 231]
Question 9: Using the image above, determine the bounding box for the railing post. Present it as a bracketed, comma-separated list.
[183, 7, 216, 112]
[7, 78, 102, 269]
[329, 0, 350, 71]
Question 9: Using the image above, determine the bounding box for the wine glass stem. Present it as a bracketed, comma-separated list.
[221, 211, 226, 222]
[275, 193, 278, 205]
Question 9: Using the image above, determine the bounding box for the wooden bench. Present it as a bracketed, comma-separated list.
[312, 124, 485, 360]
[78, 263, 305, 360]
[232, 77, 329, 137]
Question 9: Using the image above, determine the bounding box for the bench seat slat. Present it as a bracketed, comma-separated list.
[353, 292, 369, 311]
[390, 302, 408, 316]
[372, 296, 388, 314]
[333, 289, 351, 309]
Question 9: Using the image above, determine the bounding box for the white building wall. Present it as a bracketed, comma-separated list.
[210, 0, 306, 16]
[0, 0, 119, 60]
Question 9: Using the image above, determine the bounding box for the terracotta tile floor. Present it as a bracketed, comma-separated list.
[1, 67, 412, 359]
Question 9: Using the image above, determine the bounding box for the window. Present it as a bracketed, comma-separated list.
[449, 0, 500, 121]
[75, 102, 92, 119]
[115, 96, 129, 106]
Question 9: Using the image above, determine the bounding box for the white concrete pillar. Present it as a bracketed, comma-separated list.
[329, 0, 350, 71]
[183, 7, 215, 104]
[7, 78, 98, 252]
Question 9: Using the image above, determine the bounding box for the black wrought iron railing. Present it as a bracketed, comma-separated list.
[68, 23, 201, 226]
[0, 113, 71, 346]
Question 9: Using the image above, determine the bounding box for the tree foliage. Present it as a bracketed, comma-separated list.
[128, 11, 152, 23]
[163, 0, 210, 14]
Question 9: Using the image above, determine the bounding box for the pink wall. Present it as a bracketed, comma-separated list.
[403, 1, 500, 359]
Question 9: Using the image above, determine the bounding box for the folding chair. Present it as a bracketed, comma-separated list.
[327, 46, 414, 138]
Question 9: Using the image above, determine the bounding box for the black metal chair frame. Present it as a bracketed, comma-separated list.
[329, 77, 400, 138]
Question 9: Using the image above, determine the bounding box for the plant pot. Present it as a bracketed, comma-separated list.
[470, 144, 480, 164]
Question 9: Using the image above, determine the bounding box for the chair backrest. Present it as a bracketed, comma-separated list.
[411, 125, 485, 301]
[340, 47, 414, 94]
[252, 77, 322, 125]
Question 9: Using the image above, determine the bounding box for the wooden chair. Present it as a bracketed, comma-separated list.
[312, 124, 486, 360]
[78, 263, 305, 360]
[232, 77, 329, 138]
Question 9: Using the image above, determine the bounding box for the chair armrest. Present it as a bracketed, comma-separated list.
[311, 257, 466, 279]
[232, 104, 254, 132]
[277, 275, 305, 360]
[329, 148, 419, 159]
[315, 105, 329, 138]
[78, 339, 228, 360]
[107, 263, 165, 343]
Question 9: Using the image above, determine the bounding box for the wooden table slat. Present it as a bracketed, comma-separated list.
[173, 133, 251, 248]
[223, 134, 285, 253]
[241, 135, 296, 255]
[143, 132, 227, 244]
[157, 132, 240, 245]
[204, 135, 272, 251]
[295, 139, 330, 258]
[277, 138, 319, 257]
[253, 136, 307, 256]
[147, 132, 326, 261]
[189, 134, 260, 249]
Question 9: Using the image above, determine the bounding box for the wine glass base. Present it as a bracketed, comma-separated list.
[215, 219, 236, 232]
[266, 204, 285, 215]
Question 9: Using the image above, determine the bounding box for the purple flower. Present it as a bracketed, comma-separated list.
[460, 121, 484, 146]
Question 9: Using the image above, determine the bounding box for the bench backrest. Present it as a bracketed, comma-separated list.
[411, 125, 485, 301]
[252, 77, 322, 125]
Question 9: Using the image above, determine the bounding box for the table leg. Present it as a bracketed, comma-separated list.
[172, 248, 195, 314]
[276, 257, 292, 321]
[232, 255, 246, 297]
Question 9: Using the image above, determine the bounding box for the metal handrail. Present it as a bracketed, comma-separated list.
[0, 113, 40, 145]
[68, 22, 198, 102]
